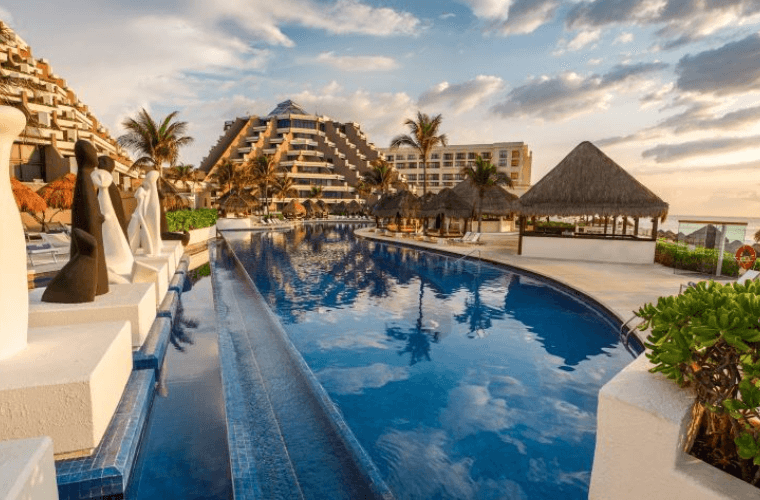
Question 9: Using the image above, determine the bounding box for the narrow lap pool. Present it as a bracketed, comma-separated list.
[226, 224, 641, 499]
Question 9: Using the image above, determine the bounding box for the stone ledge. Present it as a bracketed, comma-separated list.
[0, 321, 132, 456]
[55, 370, 155, 500]
[28, 283, 156, 349]
[0, 437, 58, 500]
[590, 354, 760, 499]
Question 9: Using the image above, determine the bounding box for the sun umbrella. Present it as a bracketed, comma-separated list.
[282, 199, 306, 218]
[36, 172, 75, 211]
[332, 201, 348, 215]
[371, 190, 420, 218]
[451, 179, 519, 216]
[12, 177, 48, 213]
[347, 200, 364, 215]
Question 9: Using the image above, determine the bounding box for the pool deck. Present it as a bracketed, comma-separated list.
[356, 228, 689, 341]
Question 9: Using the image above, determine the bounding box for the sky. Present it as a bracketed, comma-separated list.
[2, 0, 760, 216]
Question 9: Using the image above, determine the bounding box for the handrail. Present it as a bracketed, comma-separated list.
[620, 313, 644, 347]
[455, 249, 481, 263]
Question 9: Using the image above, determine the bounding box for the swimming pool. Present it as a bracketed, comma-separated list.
[227, 223, 641, 499]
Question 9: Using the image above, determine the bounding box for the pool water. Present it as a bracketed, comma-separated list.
[227, 224, 639, 500]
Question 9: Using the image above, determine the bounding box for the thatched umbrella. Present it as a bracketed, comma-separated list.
[12, 177, 48, 213]
[518, 141, 668, 220]
[316, 199, 328, 217]
[332, 201, 348, 215]
[282, 199, 306, 219]
[218, 192, 253, 215]
[347, 200, 364, 215]
[37, 173, 75, 211]
[303, 199, 317, 218]
[158, 176, 189, 211]
[451, 179, 519, 217]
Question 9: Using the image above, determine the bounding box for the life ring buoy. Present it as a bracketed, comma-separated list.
[735, 245, 757, 270]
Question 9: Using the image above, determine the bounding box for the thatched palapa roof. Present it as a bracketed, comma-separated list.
[451, 179, 519, 216]
[347, 200, 363, 215]
[37, 173, 76, 210]
[371, 190, 420, 218]
[518, 141, 668, 220]
[282, 199, 306, 218]
[420, 187, 472, 219]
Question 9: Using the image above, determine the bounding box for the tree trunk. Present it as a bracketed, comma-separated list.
[422, 157, 427, 197]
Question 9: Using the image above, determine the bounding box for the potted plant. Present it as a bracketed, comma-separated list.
[636, 279, 760, 487]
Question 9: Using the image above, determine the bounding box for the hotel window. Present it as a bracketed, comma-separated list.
[456, 153, 466, 160]
[407, 174, 417, 181]
[407, 154, 417, 160]
[408, 163, 417, 169]
[444, 153, 453, 161]
[430, 153, 440, 160]
[467, 161, 475, 167]
[428, 174, 440, 180]
[499, 150, 508, 159]
[481, 152, 491, 159]
[444, 161, 453, 167]
[468, 152, 476, 159]
[455, 161, 464, 167]
[510, 172, 519, 180]
[429, 182, 440, 187]
[499, 160, 507, 167]
[429, 162, 440, 169]
[442, 174, 454, 180]
[277, 119, 291, 128]
[511, 159, 519, 166]
[454, 174, 464, 180]
[386, 155, 394, 161]
[396, 162, 405, 168]
[512, 150, 521, 158]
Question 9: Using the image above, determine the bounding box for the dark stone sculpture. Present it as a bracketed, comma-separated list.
[162, 230, 191, 246]
[70, 140, 108, 296]
[98, 155, 129, 238]
[41, 229, 98, 303]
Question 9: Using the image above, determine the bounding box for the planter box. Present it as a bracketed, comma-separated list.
[590, 354, 760, 499]
[187, 224, 217, 247]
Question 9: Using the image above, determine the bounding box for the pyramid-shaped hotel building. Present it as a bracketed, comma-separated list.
[199, 100, 383, 210]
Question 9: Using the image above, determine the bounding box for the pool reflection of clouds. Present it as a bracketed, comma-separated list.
[316, 363, 410, 395]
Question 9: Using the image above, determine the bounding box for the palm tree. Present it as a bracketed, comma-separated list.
[165, 164, 197, 192]
[354, 180, 372, 200]
[390, 111, 447, 197]
[211, 158, 253, 195]
[117, 109, 193, 174]
[308, 186, 323, 199]
[251, 154, 279, 215]
[362, 159, 398, 195]
[461, 155, 513, 233]
[272, 173, 298, 201]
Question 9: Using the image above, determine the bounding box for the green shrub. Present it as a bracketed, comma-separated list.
[655, 239, 760, 277]
[166, 208, 218, 232]
[637, 281, 760, 484]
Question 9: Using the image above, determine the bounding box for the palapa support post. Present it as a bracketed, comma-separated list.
[622, 216, 627, 236]
[651, 217, 659, 241]
[518, 215, 524, 255]
[634, 217, 639, 237]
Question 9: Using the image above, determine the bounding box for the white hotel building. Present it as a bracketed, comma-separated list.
[380, 142, 532, 196]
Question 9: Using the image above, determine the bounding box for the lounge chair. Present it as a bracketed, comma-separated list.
[27, 241, 68, 265]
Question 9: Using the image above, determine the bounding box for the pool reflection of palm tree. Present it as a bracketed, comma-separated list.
[170, 297, 198, 352]
[455, 274, 508, 339]
[386, 278, 439, 365]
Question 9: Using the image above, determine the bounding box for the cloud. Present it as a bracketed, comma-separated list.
[418, 75, 505, 114]
[458, 0, 560, 35]
[642, 135, 760, 162]
[613, 31, 634, 44]
[199, 0, 421, 47]
[440, 12, 456, 19]
[566, 0, 760, 47]
[316, 363, 409, 395]
[314, 52, 399, 72]
[676, 33, 760, 96]
[289, 82, 416, 146]
[491, 62, 668, 121]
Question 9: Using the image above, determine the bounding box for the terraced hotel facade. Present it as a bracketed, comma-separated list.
[1, 27, 136, 187]
[200, 100, 384, 211]
[380, 142, 533, 196]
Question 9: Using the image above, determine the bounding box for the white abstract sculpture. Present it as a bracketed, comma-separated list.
[143, 170, 162, 256]
[127, 184, 154, 256]
[0, 106, 29, 359]
[93, 169, 158, 285]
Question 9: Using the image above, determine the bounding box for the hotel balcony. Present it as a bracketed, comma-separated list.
[280, 160, 330, 168]
[238, 146, 252, 154]
[290, 138, 318, 147]
[262, 148, 277, 155]
[252, 125, 268, 132]
[290, 172, 342, 180]
[269, 137, 284, 144]
[245, 135, 259, 142]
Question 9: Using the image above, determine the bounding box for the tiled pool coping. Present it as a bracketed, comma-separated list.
[54, 256, 190, 500]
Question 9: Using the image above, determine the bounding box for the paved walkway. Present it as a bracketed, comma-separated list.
[356, 228, 689, 339]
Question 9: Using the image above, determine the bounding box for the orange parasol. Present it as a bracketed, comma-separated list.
[11, 177, 48, 213]
[37, 172, 76, 210]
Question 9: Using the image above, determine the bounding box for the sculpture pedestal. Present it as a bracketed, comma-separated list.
[0, 437, 58, 500]
[0, 322, 132, 457]
[135, 251, 175, 281]
[133, 260, 169, 307]
[163, 240, 184, 267]
[28, 283, 155, 348]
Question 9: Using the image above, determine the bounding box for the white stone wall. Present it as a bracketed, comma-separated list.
[521, 236, 656, 264]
